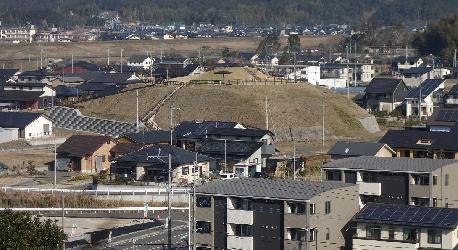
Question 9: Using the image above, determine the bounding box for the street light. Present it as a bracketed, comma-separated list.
[170, 106, 181, 145]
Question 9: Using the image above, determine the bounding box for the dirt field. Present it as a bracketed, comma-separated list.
[0, 35, 343, 69]
[77, 82, 382, 142]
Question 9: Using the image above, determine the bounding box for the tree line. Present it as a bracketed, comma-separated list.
[0, 0, 457, 27]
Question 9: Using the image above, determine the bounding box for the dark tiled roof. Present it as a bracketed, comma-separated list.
[4, 82, 45, 88]
[379, 129, 458, 151]
[427, 108, 458, 127]
[0, 69, 19, 80]
[0, 112, 43, 129]
[128, 55, 150, 63]
[365, 78, 404, 94]
[448, 84, 458, 95]
[322, 156, 457, 173]
[0, 90, 43, 101]
[406, 79, 444, 99]
[401, 67, 432, 75]
[121, 130, 172, 144]
[57, 135, 111, 157]
[353, 203, 458, 229]
[206, 128, 271, 138]
[196, 178, 355, 202]
[19, 69, 52, 77]
[198, 140, 263, 159]
[328, 141, 391, 157]
[110, 143, 143, 155]
[174, 121, 239, 139]
[114, 144, 211, 166]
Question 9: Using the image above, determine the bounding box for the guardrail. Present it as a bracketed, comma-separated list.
[0, 186, 191, 196]
[0, 207, 189, 212]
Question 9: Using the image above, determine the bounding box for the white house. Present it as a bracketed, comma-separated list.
[127, 55, 154, 69]
[0, 112, 52, 140]
[405, 79, 445, 118]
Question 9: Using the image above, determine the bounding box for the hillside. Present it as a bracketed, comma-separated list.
[1, 0, 457, 26]
[77, 84, 379, 142]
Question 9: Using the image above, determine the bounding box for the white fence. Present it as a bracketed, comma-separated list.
[0, 186, 190, 196]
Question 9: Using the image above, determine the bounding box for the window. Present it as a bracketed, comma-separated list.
[309, 228, 316, 241]
[427, 229, 441, 244]
[433, 198, 438, 207]
[102, 155, 106, 162]
[325, 228, 330, 240]
[182, 166, 189, 175]
[196, 221, 211, 234]
[403, 228, 419, 242]
[288, 202, 306, 214]
[362, 172, 379, 183]
[388, 227, 395, 240]
[325, 201, 331, 214]
[196, 195, 211, 208]
[235, 199, 252, 211]
[326, 171, 341, 181]
[290, 228, 306, 241]
[235, 224, 252, 237]
[366, 225, 381, 240]
[414, 175, 430, 185]
[445, 174, 449, 186]
[433, 175, 438, 185]
[309, 203, 316, 215]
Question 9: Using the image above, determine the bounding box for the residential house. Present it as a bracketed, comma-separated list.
[109, 143, 143, 159]
[363, 78, 409, 113]
[127, 55, 154, 69]
[0, 112, 52, 140]
[392, 56, 424, 71]
[0, 69, 20, 83]
[445, 84, 458, 107]
[56, 135, 114, 173]
[174, 120, 244, 151]
[0, 90, 43, 110]
[352, 203, 458, 250]
[405, 79, 445, 118]
[427, 108, 458, 132]
[2, 81, 56, 109]
[379, 129, 458, 159]
[18, 69, 56, 85]
[400, 67, 433, 87]
[322, 156, 458, 207]
[110, 144, 212, 184]
[194, 178, 359, 250]
[0, 25, 36, 43]
[327, 141, 394, 160]
[118, 130, 173, 145]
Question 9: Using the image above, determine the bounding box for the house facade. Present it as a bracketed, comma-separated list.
[405, 79, 445, 118]
[364, 78, 409, 113]
[352, 204, 458, 250]
[127, 55, 154, 69]
[0, 112, 52, 140]
[194, 178, 359, 250]
[322, 156, 458, 207]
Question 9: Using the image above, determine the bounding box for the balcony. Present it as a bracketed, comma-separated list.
[357, 182, 382, 196]
[409, 184, 430, 199]
[227, 209, 253, 225]
[227, 235, 253, 250]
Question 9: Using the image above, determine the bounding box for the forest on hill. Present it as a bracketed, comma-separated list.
[0, 0, 457, 27]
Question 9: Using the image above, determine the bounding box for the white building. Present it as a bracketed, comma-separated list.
[0, 112, 52, 140]
[0, 25, 36, 43]
[405, 79, 445, 118]
[127, 55, 154, 69]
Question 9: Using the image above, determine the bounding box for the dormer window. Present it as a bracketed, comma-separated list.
[417, 139, 432, 145]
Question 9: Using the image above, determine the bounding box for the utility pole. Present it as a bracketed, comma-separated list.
[346, 44, 350, 99]
[354, 42, 357, 87]
[192, 154, 197, 250]
[265, 96, 269, 130]
[107, 48, 110, 66]
[322, 90, 325, 148]
[453, 49, 457, 69]
[71, 54, 74, 74]
[224, 139, 227, 173]
[167, 154, 172, 250]
[54, 141, 57, 189]
[120, 49, 123, 73]
[136, 90, 139, 132]
[160, 44, 163, 63]
[293, 144, 296, 180]
[40, 48, 43, 69]
[418, 81, 422, 119]
[170, 107, 181, 145]
[61, 191, 65, 230]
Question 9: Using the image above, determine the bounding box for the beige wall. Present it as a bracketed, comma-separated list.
[81, 140, 114, 173]
[432, 163, 458, 208]
[375, 147, 394, 157]
[172, 162, 210, 184]
[284, 185, 360, 250]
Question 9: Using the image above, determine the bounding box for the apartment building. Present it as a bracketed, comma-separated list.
[352, 203, 458, 250]
[322, 156, 458, 207]
[0, 25, 36, 43]
[194, 178, 360, 250]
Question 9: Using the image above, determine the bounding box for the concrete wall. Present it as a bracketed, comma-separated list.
[432, 163, 458, 208]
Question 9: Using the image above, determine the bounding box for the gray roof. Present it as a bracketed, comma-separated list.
[406, 79, 444, 99]
[328, 141, 391, 157]
[195, 178, 355, 202]
[0, 112, 44, 129]
[128, 55, 151, 63]
[322, 156, 458, 173]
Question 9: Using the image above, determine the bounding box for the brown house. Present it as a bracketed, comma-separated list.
[56, 135, 114, 173]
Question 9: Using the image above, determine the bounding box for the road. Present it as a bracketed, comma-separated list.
[106, 220, 189, 250]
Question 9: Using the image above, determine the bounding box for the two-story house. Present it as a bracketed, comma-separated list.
[405, 79, 445, 118]
[194, 178, 359, 250]
[322, 156, 458, 207]
[127, 55, 154, 69]
[363, 78, 409, 113]
[352, 203, 458, 250]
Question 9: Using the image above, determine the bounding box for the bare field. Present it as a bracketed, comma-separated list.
[0, 35, 343, 69]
